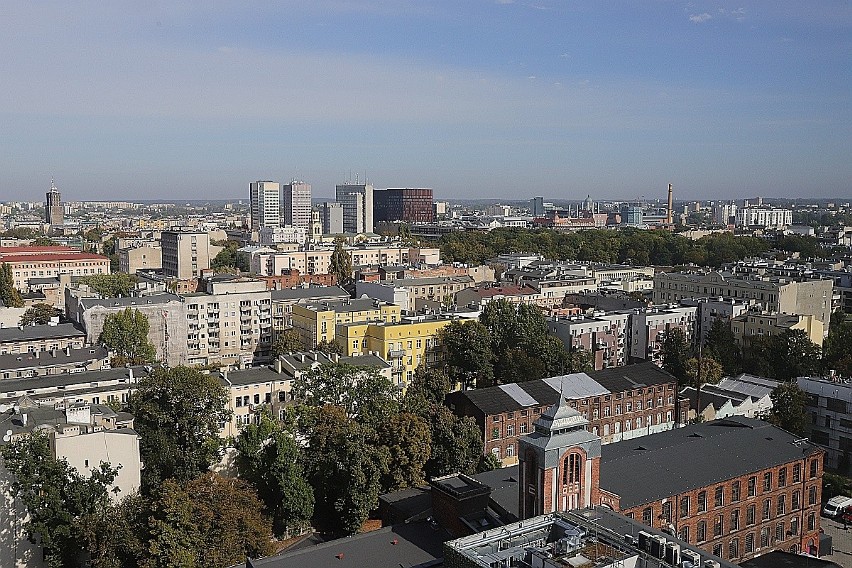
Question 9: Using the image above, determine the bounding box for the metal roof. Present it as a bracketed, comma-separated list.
[498, 382, 539, 407]
[542, 373, 610, 399]
[0, 323, 86, 343]
[599, 416, 822, 509]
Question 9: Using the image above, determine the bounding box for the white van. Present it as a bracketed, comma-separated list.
[822, 495, 852, 518]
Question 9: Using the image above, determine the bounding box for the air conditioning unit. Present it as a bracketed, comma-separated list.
[703, 561, 720, 568]
[650, 535, 666, 558]
[624, 534, 636, 546]
[665, 542, 681, 566]
[638, 531, 651, 552]
[681, 550, 701, 567]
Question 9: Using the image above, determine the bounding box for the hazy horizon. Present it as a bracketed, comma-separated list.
[1, 2, 850, 202]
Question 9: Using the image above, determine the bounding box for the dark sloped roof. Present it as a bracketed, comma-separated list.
[0, 366, 145, 395]
[591, 362, 675, 392]
[245, 521, 449, 568]
[0, 346, 108, 372]
[0, 323, 86, 343]
[599, 416, 822, 509]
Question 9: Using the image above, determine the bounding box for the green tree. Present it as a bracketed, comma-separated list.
[704, 318, 741, 376]
[19, 302, 62, 326]
[78, 494, 145, 568]
[0, 433, 120, 568]
[271, 328, 304, 357]
[439, 320, 495, 388]
[144, 474, 273, 567]
[235, 413, 315, 537]
[79, 273, 136, 297]
[33, 236, 59, 246]
[315, 338, 346, 355]
[129, 366, 231, 490]
[477, 452, 502, 473]
[402, 370, 484, 478]
[660, 327, 691, 384]
[767, 381, 808, 435]
[824, 312, 852, 377]
[304, 405, 383, 535]
[98, 308, 157, 367]
[329, 236, 353, 285]
[375, 411, 431, 492]
[769, 329, 822, 381]
[685, 356, 723, 387]
[293, 363, 399, 427]
[0, 262, 24, 307]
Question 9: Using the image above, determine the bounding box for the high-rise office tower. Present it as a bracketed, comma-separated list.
[250, 181, 281, 230]
[373, 188, 434, 223]
[335, 182, 373, 234]
[530, 196, 544, 217]
[282, 180, 312, 230]
[45, 179, 63, 226]
[322, 202, 344, 234]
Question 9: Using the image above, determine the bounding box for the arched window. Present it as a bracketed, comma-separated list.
[562, 453, 582, 485]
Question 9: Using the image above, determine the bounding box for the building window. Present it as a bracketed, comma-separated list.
[679, 526, 689, 543]
[680, 496, 690, 518]
[810, 459, 818, 479]
[661, 501, 672, 523]
[777, 495, 786, 516]
[698, 491, 707, 513]
[563, 453, 582, 485]
[729, 538, 739, 559]
[643, 507, 652, 526]
[808, 486, 817, 506]
[778, 467, 787, 488]
[747, 476, 756, 497]
[791, 516, 799, 535]
[762, 499, 771, 521]
[746, 505, 755, 526]
[491, 428, 500, 440]
[776, 522, 784, 543]
[732, 480, 741, 502]
[730, 509, 740, 531]
[715, 485, 724, 507]
[792, 490, 800, 510]
[697, 520, 707, 543]
[714, 514, 724, 538]
[807, 512, 815, 531]
[763, 472, 772, 492]
[745, 533, 754, 554]
[520, 422, 528, 434]
[793, 463, 801, 483]
[507, 425, 515, 437]
[760, 527, 769, 548]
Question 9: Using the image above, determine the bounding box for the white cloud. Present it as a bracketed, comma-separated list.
[689, 13, 712, 23]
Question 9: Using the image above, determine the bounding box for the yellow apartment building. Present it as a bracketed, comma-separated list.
[291, 298, 402, 347]
[336, 316, 474, 387]
[731, 311, 825, 348]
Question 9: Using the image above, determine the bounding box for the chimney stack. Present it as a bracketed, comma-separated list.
[666, 183, 674, 225]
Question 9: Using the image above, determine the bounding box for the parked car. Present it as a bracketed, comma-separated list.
[823, 495, 852, 518]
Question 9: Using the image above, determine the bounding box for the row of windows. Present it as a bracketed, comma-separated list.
[674, 513, 812, 555]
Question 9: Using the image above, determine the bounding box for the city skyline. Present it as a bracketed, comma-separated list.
[1, 2, 850, 202]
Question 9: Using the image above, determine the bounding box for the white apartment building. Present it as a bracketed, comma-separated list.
[628, 305, 697, 365]
[248, 245, 441, 277]
[250, 180, 281, 230]
[161, 230, 216, 279]
[184, 276, 273, 367]
[258, 226, 307, 246]
[735, 207, 792, 228]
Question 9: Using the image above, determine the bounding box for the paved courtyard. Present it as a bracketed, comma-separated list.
[820, 515, 852, 567]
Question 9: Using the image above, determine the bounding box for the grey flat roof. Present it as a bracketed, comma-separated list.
[270, 286, 349, 301]
[0, 366, 146, 395]
[79, 293, 181, 309]
[301, 298, 392, 313]
[0, 323, 86, 343]
[599, 416, 822, 509]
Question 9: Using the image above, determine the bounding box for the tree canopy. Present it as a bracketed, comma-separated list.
[271, 328, 304, 358]
[293, 363, 399, 426]
[329, 237, 353, 285]
[0, 262, 24, 307]
[20, 302, 62, 326]
[79, 273, 137, 297]
[0, 433, 119, 568]
[98, 308, 157, 367]
[767, 381, 808, 435]
[129, 366, 231, 490]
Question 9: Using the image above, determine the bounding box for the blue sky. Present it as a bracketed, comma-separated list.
[0, 1, 850, 201]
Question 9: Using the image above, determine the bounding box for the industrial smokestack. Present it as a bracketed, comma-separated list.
[666, 183, 674, 224]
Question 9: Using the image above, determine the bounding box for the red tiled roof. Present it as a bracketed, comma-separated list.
[0, 252, 108, 263]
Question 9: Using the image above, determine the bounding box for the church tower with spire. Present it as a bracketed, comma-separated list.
[517, 392, 602, 519]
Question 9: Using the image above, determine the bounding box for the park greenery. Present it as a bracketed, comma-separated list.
[211, 240, 250, 273]
[434, 227, 826, 267]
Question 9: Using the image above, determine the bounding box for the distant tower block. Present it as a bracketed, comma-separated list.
[666, 183, 674, 225]
[45, 179, 63, 226]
